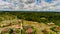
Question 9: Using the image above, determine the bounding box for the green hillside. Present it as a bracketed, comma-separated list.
[0, 12, 60, 34]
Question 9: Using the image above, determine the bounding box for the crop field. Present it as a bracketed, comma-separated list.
[0, 12, 60, 34]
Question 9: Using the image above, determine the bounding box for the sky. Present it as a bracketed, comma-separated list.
[0, 0, 60, 11]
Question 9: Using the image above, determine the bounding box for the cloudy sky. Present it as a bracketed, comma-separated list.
[0, 0, 60, 11]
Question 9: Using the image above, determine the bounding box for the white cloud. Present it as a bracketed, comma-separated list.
[35, 0, 60, 11]
[0, 0, 60, 11]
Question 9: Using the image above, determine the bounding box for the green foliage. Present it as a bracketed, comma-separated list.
[10, 12, 60, 25]
[0, 12, 60, 26]
[9, 28, 13, 34]
[50, 27, 57, 32]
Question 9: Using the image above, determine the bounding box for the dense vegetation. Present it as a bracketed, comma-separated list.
[6, 12, 60, 26]
[0, 12, 60, 26]
[0, 12, 60, 34]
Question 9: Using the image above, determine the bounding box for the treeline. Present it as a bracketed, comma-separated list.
[0, 12, 60, 26]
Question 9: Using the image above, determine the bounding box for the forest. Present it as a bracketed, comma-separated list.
[8, 12, 60, 26]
